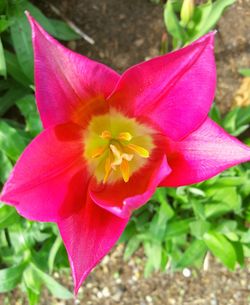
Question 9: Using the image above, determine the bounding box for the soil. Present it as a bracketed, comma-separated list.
[2, 0, 250, 304]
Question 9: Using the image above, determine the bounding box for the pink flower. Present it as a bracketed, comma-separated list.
[1, 13, 250, 293]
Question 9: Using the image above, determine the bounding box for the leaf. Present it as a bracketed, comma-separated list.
[203, 231, 237, 270]
[31, 264, 73, 299]
[190, 0, 235, 41]
[164, 1, 187, 48]
[23, 267, 42, 305]
[144, 241, 162, 274]
[49, 19, 80, 40]
[0, 83, 29, 116]
[0, 36, 6, 78]
[4, 50, 31, 87]
[0, 120, 29, 161]
[154, 188, 175, 220]
[165, 218, 192, 238]
[0, 263, 26, 292]
[176, 240, 207, 268]
[48, 236, 62, 273]
[238, 68, 250, 77]
[17, 95, 42, 137]
[189, 220, 211, 239]
[9, 1, 34, 81]
[124, 236, 141, 261]
[232, 242, 244, 267]
[0, 150, 12, 184]
[209, 103, 222, 124]
[0, 205, 20, 229]
[0, 16, 11, 33]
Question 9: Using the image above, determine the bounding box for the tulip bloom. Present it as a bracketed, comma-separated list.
[1, 13, 250, 293]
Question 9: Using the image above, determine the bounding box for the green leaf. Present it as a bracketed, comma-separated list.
[0, 17, 11, 33]
[154, 188, 175, 220]
[0, 205, 20, 229]
[23, 267, 42, 305]
[232, 242, 244, 267]
[144, 241, 162, 273]
[4, 50, 31, 87]
[189, 220, 211, 239]
[17, 95, 42, 137]
[176, 240, 207, 268]
[9, 1, 34, 81]
[49, 19, 80, 40]
[238, 68, 250, 77]
[209, 103, 222, 124]
[0, 263, 26, 292]
[48, 236, 62, 273]
[0, 120, 29, 161]
[0, 85, 29, 116]
[164, 1, 187, 48]
[0, 150, 12, 184]
[190, 0, 235, 41]
[165, 218, 192, 238]
[203, 231, 237, 270]
[124, 236, 141, 261]
[31, 264, 73, 299]
[0, 36, 6, 78]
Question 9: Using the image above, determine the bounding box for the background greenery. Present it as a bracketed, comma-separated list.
[1, 0, 250, 304]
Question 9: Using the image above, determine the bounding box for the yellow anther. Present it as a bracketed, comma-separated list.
[120, 159, 130, 183]
[100, 130, 112, 139]
[127, 143, 149, 158]
[91, 146, 106, 159]
[117, 132, 133, 142]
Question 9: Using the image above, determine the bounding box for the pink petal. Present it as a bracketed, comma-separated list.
[108, 33, 216, 141]
[161, 118, 250, 187]
[90, 150, 171, 218]
[58, 196, 128, 294]
[0, 123, 88, 222]
[27, 13, 120, 128]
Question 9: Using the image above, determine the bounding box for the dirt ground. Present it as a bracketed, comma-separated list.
[2, 0, 250, 304]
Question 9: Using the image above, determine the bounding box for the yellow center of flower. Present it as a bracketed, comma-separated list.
[84, 109, 155, 184]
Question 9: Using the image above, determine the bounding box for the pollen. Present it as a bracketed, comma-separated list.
[84, 109, 155, 184]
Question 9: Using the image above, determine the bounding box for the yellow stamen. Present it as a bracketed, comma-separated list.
[117, 132, 132, 142]
[91, 146, 106, 159]
[100, 130, 112, 139]
[120, 159, 130, 183]
[127, 143, 149, 158]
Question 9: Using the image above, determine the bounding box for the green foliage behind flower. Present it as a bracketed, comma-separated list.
[163, 0, 236, 50]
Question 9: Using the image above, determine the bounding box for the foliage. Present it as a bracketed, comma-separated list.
[163, 0, 235, 50]
[0, 0, 249, 304]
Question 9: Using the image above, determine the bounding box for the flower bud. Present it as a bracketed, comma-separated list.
[181, 0, 194, 26]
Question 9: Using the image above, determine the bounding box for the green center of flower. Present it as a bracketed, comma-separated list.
[84, 109, 155, 184]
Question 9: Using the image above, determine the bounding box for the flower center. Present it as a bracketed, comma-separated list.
[84, 109, 155, 184]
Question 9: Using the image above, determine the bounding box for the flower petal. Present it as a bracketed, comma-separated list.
[58, 196, 129, 294]
[0, 123, 88, 222]
[161, 118, 250, 187]
[108, 33, 216, 141]
[90, 151, 171, 218]
[27, 13, 120, 128]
